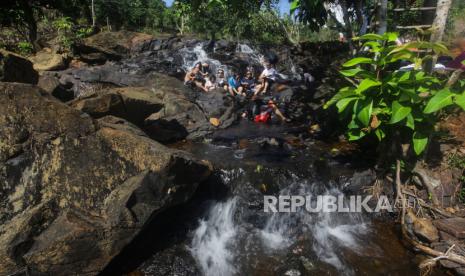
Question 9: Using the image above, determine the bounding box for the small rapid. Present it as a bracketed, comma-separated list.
[190, 168, 370, 276]
[191, 198, 238, 276]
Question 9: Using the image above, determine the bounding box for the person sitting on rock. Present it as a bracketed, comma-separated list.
[240, 70, 256, 97]
[200, 62, 211, 77]
[446, 39, 465, 71]
[184, 62, 207, 91]
[205, 75, 217, 91]
[241, 96, 288, 123]
[216, 68, 228, 90]
[228, 70, 244, 96]
[253, 61, 277, 97]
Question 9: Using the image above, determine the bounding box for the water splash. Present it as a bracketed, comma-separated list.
[191, 197, 238, 276]
[260, 179, 369, 274]
[179, 44, 229, 77]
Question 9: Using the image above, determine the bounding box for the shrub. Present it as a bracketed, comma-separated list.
[17, 41, 34, 56]
[324, 32, 465, 156]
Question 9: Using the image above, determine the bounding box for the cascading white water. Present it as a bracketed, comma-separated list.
[191, 169, 370, 276]
[235, 43, 264, 67]
[179, 44, 230, 77]
[236, 43, 255, 54]
[191, 197, 238, 276]
[260, 179, 369, 275]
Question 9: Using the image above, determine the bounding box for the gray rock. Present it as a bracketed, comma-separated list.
[0, 82, 211, 275]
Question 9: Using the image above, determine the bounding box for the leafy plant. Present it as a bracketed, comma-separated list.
[17, 41, 33, 56]
[76, 27, 93, 39]
[325, 32, 465, 155]
[53, 17, 74, 50]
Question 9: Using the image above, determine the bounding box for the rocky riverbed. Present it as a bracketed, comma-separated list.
[1, 31, 463, 276]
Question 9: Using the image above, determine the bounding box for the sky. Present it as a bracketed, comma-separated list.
[162, 0, 291, 15]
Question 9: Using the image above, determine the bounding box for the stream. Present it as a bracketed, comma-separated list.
[135, 122, 423, 276]
[97, 41, 444, 276]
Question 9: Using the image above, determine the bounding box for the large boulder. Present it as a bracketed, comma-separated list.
[69, 86, 164, 126]
[144, 74, 237, 142]
[30, 50, 69, 71]
[0, 82, 211, 275]
[75, 31, 154, 64]
[37, 73, 74, 102]
[0, 49, 38, 84]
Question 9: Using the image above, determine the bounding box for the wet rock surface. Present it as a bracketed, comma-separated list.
[0, 82, 211, 275]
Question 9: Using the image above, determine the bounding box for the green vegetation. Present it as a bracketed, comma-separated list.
[17, 41, 34, 56]
[325, 32, 465, 156]
[0, 0, 392, 53]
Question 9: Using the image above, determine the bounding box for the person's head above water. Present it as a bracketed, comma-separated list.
[245, 71, 253, 78]
[194, 62, 202, 70]
[217, 68, 224, 76]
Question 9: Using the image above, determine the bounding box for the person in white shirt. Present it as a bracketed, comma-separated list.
[253, 62, 277, 97]
[204, 75, 217, 91]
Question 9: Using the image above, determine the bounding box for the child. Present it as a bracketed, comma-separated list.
[205, 75, 217, 91]
[217, 69, 228, 90]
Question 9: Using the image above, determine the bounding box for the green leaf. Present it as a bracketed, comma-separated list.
[356, 33, 384, 41]
[356, 78, 381, 94]
[406, 113, 415, 130]
[324, 87, 356, 109]
[343, 57, 373, 67]
[413, 131, 428, 155]
[336, 97, 357, 113]
[385, 32, 398, 42]
[375, 129, 385, 141]
[423, 89, 454, 113]
[398, 71, 411, 82]
[290, 0, 300, 14]
[389, 101, 412, 124]
[340, 68, 363, 77]
[348, 129, 366, 141]
[455, 92, 465, 111]
[363, 41, 381, 52]
[431, 42, 448, 55]
[357, 100, 373, 126]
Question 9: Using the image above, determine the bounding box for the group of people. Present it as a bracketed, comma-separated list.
[184, 61, 277, 96]
[184, 60, 289, 123]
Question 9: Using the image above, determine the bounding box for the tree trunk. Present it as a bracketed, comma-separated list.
[376, 0, 388, 34]
[19, 0, 38, 50]
[91, 0, 96, 27]
[430, 0, 452, 43]
[427, 0, 452, 73]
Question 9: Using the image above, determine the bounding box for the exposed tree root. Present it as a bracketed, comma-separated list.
[391, 160, 465, 275]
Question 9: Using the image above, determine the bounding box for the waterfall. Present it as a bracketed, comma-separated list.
[179, 44, 229, 77]
[191, 169, 370, 276]
[260, 180, 369, 275]
[191, 197, 238, 276]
